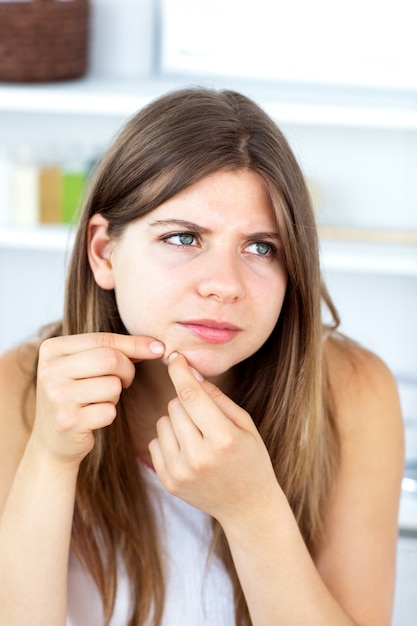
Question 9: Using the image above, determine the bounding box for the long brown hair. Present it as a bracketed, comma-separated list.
[57, 87, 340, 625]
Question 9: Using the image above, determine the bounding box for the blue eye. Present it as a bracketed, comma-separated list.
[165, 232, 197, 246]
[246, 241, 275, 256]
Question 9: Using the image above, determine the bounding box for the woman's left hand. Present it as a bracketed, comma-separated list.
[148, 352, 280, 526]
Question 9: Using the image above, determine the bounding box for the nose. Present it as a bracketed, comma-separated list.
[197, 251, 245, 302]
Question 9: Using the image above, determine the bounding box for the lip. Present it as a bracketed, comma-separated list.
[178, 319, 242, 344]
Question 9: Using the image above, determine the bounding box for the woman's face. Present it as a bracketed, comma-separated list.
[107, 169, 287, 378]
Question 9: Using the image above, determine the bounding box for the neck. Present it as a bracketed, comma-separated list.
[123, 358, 236, 464]
[123, 359, 176, 464]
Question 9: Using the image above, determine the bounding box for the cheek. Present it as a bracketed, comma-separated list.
[113, 274, 154, 335]
[256, 275, 287, 330]
[113, 268, 177, 338]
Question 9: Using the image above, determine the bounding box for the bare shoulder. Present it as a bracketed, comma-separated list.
[324, 332, 404, 483]
[316, 334, 404, 624]
[0, 341, 38, 420]
[325, 333, 403, 438]
[0, 342, 39, 511]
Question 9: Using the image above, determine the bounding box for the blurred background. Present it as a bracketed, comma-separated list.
[0, 1, 416, 621]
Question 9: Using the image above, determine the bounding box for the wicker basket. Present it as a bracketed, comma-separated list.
[0, 0, 90, 82]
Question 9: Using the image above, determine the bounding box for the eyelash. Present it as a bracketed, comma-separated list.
[163, 232, 198, 247]
[161, 232, 278, 258]
[246, 241, 278, 258]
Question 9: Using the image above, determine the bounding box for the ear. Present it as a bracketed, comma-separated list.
[87, 213, 116, 290]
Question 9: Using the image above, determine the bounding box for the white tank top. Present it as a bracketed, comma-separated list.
[67, 463, 235, 625]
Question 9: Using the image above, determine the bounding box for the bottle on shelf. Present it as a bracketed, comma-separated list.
[61, 146, 88, 225]
[39, 147, 62, 224]
[11, 145, 39, 227]
[1, 143, 101, 228]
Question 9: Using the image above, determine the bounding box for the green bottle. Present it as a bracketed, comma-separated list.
[61, 147, 87, 224]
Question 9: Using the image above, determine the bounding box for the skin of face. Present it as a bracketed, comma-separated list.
[108, 169, 288, 380]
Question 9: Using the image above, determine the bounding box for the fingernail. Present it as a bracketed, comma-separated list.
[168, 351, 179, 363]
[150, 341, 165, 355]
[190, 367, 204, 382]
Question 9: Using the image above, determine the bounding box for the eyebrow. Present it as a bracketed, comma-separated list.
[148, 218, 211, 234]
[148, 218, 281, 241]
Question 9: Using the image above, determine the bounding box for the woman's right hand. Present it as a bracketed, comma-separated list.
[31, 332, 165, 468]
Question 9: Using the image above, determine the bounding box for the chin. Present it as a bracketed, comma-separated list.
[178, 347, 242, 380]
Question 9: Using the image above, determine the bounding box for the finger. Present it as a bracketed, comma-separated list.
[68, 375, 124, 406]
[51, 400, 119, 436]
[167, 352, 231, 436]
[200, 378, 254, 431]
[155, 415, 181, 455]
[149, 416, 181, 483]
[168, 352, 256, 433]
[78, 401, 118, 430]
[40, 332, 165, 362]
[148, 436, 167, 479]
[51, 348, 136, 388]
[167, 397, 204, 444]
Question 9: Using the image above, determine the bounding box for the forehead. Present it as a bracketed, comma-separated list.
[146, 169, 277, 228]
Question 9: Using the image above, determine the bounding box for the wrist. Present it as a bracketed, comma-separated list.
[25, 435, 82, 480]
[218, 481, 290, 542]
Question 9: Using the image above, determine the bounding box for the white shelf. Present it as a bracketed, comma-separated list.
[0, 78, 162, 117]
[320, 239, 417, 276]
[1, 76, 417, 274]
[1, 226, 416, 276]
[1, 75, 417, 129]
[0, 225, 75, 252]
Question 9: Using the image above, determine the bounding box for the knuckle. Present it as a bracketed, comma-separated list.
[86, 402, 117, 428]
[101, 347, 122, 371]
[36, 360, 52, 385]
[54, 408, 77, 434]
[166, 464, 190, 495]
[156, 414, 170, 434]
[167, 397, 180, 413]
[47, 384, 66, 407]
[178, 384, 199, 403]
[217, 433, 235, 453]
[106, 375, 123, 400]
[38, 337, 58, 361]
[133, 336, 145, 353]
[125, 365, 136, 387]
[37, 370, 68, 406]
[164, 474, 179, 496]
[101, 402, 118, 424]
[43, 351, 61, 374]
[206, 382, 223, 400]
[190, 454, 209, 474]
[98, 332, 116, 350]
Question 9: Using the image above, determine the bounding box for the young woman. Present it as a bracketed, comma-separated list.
[0, 88, 404, 626]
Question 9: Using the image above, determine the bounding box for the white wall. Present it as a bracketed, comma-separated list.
[0, 248, 67, 349]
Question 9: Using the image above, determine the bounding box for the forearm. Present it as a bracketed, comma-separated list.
[221, 489, 357, 626]
[0, 439, 78, 626]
